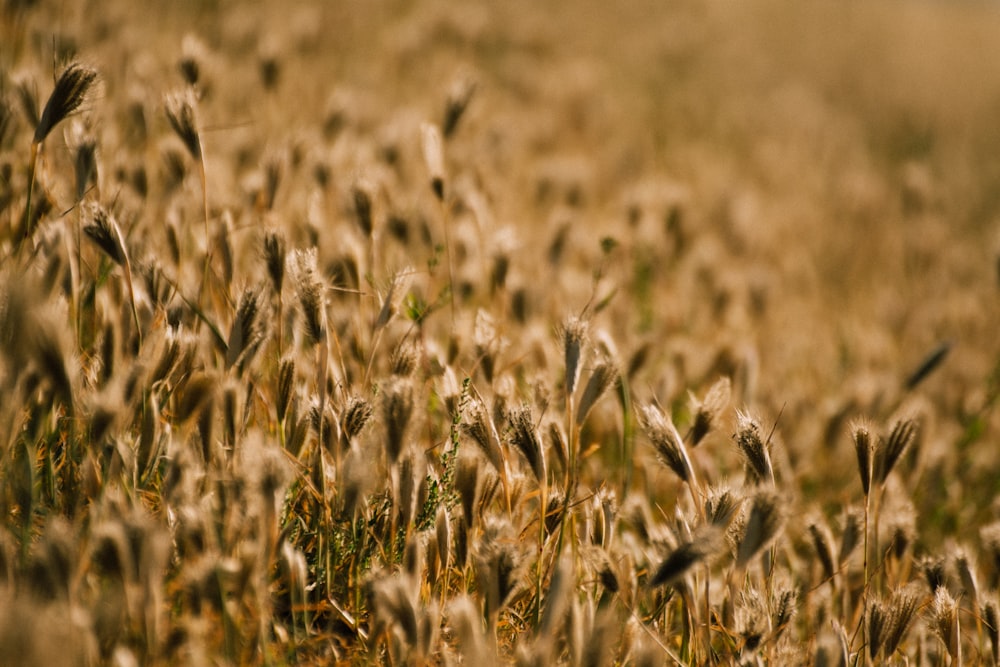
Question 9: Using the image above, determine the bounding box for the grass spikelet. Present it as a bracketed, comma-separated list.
[421, 122, 445, 201]
[576, 357, 617, 426]
[372, 573, 420, 653]
[289, 247, 326, 345]
[390, 340, 418, 377]
[851, 419, 874, 498]
[383, 379, 414, 465]
[448, 596, 490, 664]
[225, 286, 266, 372]
[443, 76, 476, 139]
[638, 403, 694, 485]
[930, 586, 961, 664]
[736, 488, 784, 569]
[82, 202, 127, 267]
[34, 62, 98, 145]
[920, 555, 947, 592]
[874, 417, 918, 486]
[983, 598, 999, 666]
[507, 403, 546, 483]
[838, 508, 863, 565]
[808, 518, 836, 582]
[463, 398, 506, 476]
[689, 376, 731, 446]
[164, 89, 201, 161]
[706, 486, 743, 528]
[648, 525, 723, 589]
[982, 522, 1000, 590]
[71, 123, 98, 202]
[905, 340, 951, 390]
[562, 316, 588, 398]
[882, 584, 922, 658]
[455, 452, 481, 530]
[867, 597, 887, 661]
[475, 528, 525, 630]
[164, 88, 210, 272]
[263, 229, 286, 294]
[341, 394, 373, 441]
[352, 180, 374, 238]
[733, 410, 774, 486]
[954, 549, 979, 605]
[276, 356, 295, 425]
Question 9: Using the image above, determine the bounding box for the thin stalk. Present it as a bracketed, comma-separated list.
[436, 195, 456, 329]
[198, 156, 211, 307]
[18, 142, 39, 257]
[536, 480, 547, 628]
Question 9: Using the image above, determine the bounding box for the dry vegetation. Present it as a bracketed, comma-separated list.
[3, 0, 1000, 664]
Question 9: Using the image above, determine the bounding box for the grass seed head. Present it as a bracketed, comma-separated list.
[34, 62, 98, 145]
[851, 418, 874, 497]
[164, 89, 201, 160]
[443, 76, 476, 138]
[276, 357, 295, 424]
[383, 379, 414, 464]
[690, 376, 731, 446]
[736, 488, 785, 568]
[289, 247, 326, 345]
[83, 202, 128, 267]
[576, 357, 618, 427]
[352, 180, 374, 237]
[561, 316, 588, 398]
[507, 403, 546, 483]
[839, 508, 864, 565]
[808, 518, 836, 581]
[984, 598, 1000, 666]
[420, 122, 445, 200]
[262, 229, 286, 295]
[706, 485, 743, 528]
[930, 587, 960, 660]
[875, 417, 919, 486]
[342, 394, 373, 441]
[225, 286, 266, 372]
[648, 525, 723, 589]
[463, 399, 505, 475]
[882, 584, 922, 658]
[638, 403, 694, 484]
[733, 410, 774, 485]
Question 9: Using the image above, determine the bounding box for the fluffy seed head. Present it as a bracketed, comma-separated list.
[507, 404, 546, 482]
[882, 584, 922, 658]
[289, 247, 326, 345]
[648, 525, 723, 589]
[733, 410, 774, 485]
[638, 403, 694, 484]
[342, 395, 373, 441]
[562, 316, 588, 397]
[736, 489, 785, 568]
[930, 587, 960, 661]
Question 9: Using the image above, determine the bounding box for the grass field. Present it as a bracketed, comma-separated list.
[3, 0, 1000, 664]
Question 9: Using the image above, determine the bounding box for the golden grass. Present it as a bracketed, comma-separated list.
[1, 0, 1000, 664]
